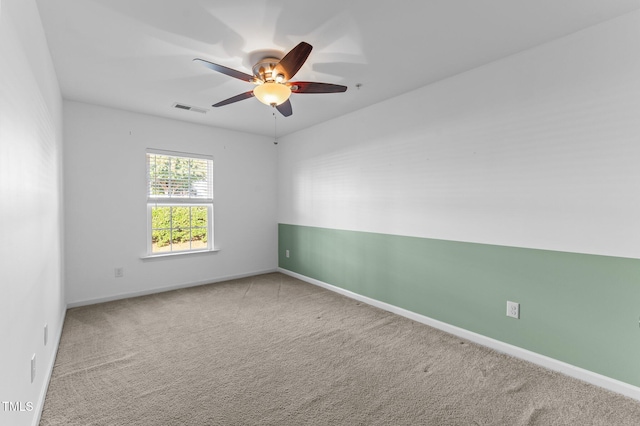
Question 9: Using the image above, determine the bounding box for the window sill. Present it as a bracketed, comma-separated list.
[141, 248, 220, 260]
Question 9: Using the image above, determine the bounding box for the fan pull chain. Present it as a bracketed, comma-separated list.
[273, 111, 278, 145]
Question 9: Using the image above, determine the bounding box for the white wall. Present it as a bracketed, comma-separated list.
[278, 10, 640, 260]
[64, 101, 278, 305]
[0, 0, 65, 425]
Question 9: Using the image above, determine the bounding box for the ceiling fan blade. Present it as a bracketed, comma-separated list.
[212, 91, 255, 107]
[290, 82, 348, 94]
[274, 42, 312, 81]
[276, 99, 293, 117]
[194, 58, 254, 82]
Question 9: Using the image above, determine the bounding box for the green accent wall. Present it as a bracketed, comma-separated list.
[279, 223, 640, 387]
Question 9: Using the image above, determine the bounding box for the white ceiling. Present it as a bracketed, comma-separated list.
[36, 0, 640, 137]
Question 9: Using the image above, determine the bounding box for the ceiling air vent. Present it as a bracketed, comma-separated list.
[172, 102, 208, 114]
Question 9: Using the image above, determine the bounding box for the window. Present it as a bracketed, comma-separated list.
[146, 150, 213, 255]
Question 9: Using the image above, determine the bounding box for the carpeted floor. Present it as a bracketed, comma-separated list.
[40, 273, 640, 425]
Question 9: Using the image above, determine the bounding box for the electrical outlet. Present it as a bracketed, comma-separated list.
[506, 301, 520, 319]
[31, 354, 36, 383]
[44, 324, 48, 346]
[285, 250, 290, 258]
[114, 267, 124, 278]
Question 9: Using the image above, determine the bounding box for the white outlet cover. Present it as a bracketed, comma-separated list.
[507, 301, 520, 319]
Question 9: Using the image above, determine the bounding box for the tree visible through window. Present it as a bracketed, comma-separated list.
[147, 150, 213, 254]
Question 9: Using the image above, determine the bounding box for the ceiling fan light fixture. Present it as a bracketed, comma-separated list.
[253, 82, 291, 106]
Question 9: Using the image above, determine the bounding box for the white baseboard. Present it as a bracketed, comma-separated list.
[67, 268, 278, 308]
[279, 268, 640, 402]
[32, 308, 67, 426]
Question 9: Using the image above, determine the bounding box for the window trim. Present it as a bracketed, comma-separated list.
[145, 149, 214, 257]
[140, 246, 220, 260]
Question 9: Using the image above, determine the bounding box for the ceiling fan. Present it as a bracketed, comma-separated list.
[194, 42, 347, 117]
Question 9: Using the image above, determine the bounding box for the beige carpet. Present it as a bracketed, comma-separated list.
[40, 273, 640, 425]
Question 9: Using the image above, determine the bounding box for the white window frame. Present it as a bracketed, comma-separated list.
[146, 149, 214, 256]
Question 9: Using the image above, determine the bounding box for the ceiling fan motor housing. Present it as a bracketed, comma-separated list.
[252, 58, 283, 83]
